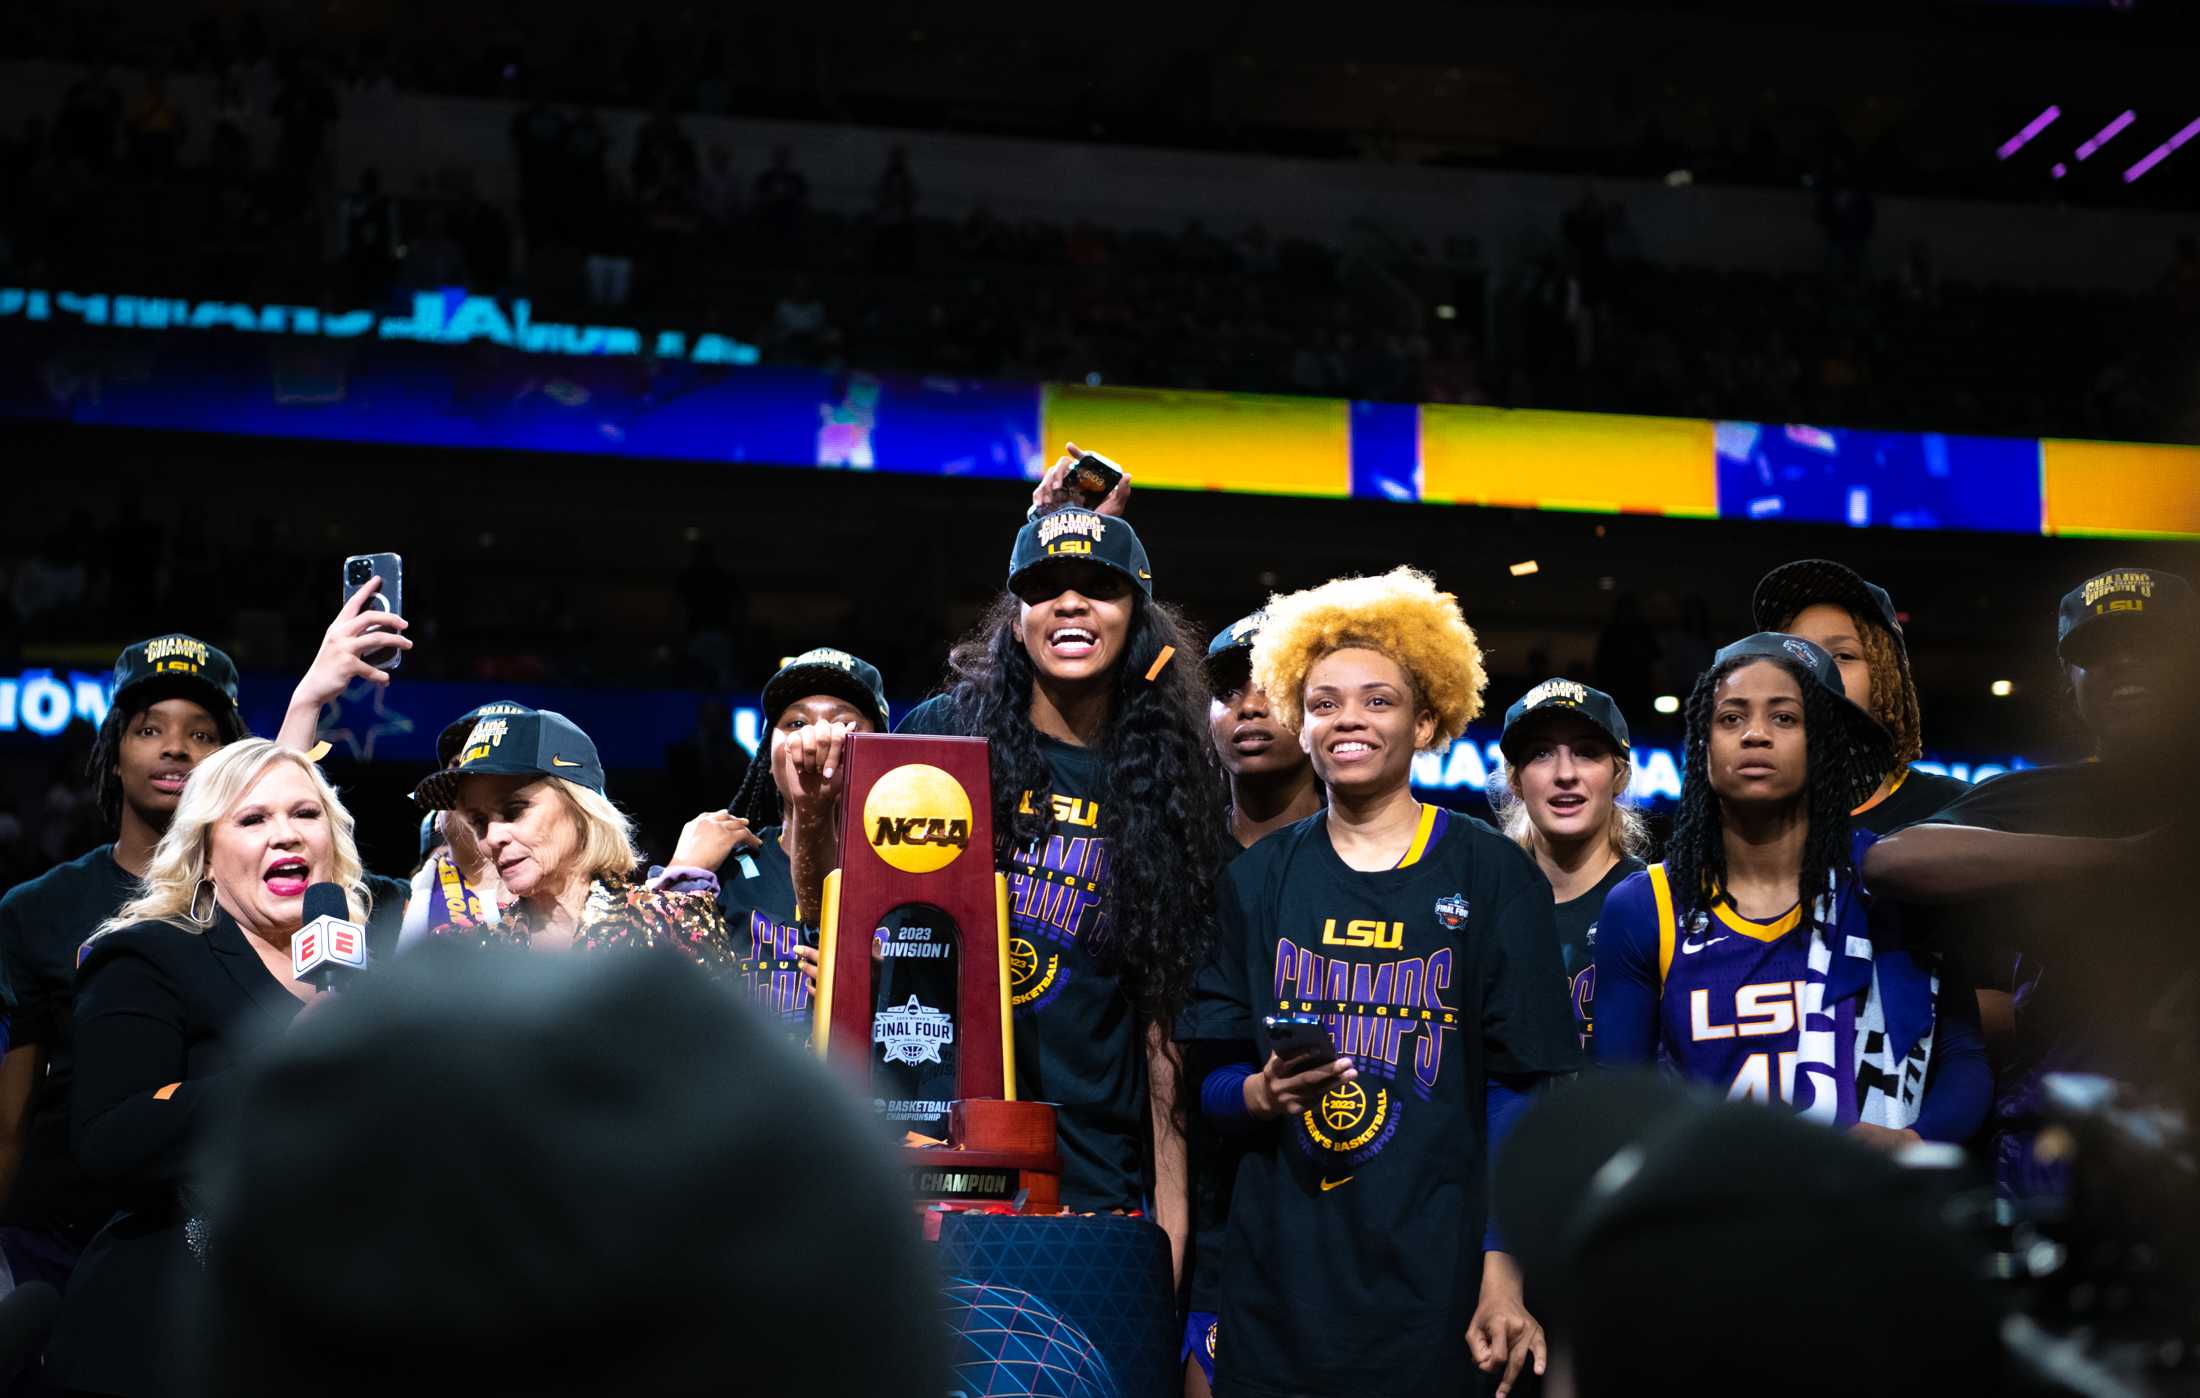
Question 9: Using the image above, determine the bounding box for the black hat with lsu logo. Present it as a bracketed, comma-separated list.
[1500, 678, 1631, 764]
[2057, 565, 2194, 666]
[435, 701, 535, 769]
[1204, 610, 1265, 692]
[1750, 559, 1905, 653]
[1008, 507, 1154, 600]
[760, 648, 891, 732]
[413, 707, 605, 809]
[1712, 632, 1894, 803]
[112, 633, 242, 721]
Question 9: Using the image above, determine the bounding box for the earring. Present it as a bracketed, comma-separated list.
[189, 880, 215, 925]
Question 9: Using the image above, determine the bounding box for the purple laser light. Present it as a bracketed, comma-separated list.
[2075, 111, 2135, 162]
[1997, 106, 2061, 160]
[2125, 116, 2200, 183]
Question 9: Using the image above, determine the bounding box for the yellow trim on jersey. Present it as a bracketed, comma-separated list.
[1850, 766, 1908, 819]
[1394, 803, 1440, 869]
[995, 872, 1017, 1101]
[1710, 899, 1804, 943]
[1649, 863, 1676, 991]
[812, 869, 843, 1060]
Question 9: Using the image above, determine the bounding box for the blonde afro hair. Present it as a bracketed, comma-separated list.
[1250, 566, 1487, 752]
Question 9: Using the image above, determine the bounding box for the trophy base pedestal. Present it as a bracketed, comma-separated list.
[905, 1098, 1061, 1215]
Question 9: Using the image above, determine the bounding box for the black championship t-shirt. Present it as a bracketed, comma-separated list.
[1554, 855, 1645, 1054]
[1194, 811, 1581, 1398]
[1179, 837, 1256, 1317]
[0, 843, 137, 1231]
[899, 696, 1147, 1212]
[1917, 760, 2185, 1085]
[1852, 765, 1973, 838]
[715, 826, 814, 1038]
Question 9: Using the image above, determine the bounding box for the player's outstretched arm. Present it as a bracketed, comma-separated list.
[1863, 823, 2141, 906]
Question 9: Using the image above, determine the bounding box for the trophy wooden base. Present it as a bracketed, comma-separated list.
[906, 1098, 1061, 1215]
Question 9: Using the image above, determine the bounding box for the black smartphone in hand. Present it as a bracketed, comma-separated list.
[1067, 452, 1124, 508]
[341, 553, 404, 671]
[1263, 1013, 1339, 1064]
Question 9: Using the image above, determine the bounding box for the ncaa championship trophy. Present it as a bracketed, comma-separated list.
[815, 733, 1062, 1213]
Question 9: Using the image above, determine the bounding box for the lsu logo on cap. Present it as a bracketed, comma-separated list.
[863, 763, 974, 874]
[143, 635, 210, 675]
[2082, 570, 2155, 610]
[1035, 510, 1106, 559]
[1521, 678, 1587, 710]
[458, 717, 511, 768]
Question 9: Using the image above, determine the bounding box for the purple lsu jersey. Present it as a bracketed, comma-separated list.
[1644, 864, 1855, 1122]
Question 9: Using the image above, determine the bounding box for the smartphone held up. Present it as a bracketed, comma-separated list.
[341, 553, 405, 671]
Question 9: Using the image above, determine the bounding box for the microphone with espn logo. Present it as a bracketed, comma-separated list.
[292, 882, 370, 993]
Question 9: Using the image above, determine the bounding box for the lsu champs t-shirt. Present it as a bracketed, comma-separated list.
[899, 696, 1148, 1212]
[1192, 809, 1580, 1398]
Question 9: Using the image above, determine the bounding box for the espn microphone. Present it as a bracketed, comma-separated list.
[292, 882, 369, 994]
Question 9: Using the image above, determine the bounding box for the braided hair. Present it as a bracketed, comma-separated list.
[728, 747, 781, 828]
[1663, 652, 1879, 932]
[931, 591, 1229, 1029]
[87, 688, 250, 827]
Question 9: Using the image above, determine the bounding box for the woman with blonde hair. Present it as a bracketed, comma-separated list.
[1489, 678, 1648, 1052]
[52, 739, 409, 1397]
[409, 706, 736, 963]
[1187, 566, 1579, 1398]
[276, 583, 739, 965]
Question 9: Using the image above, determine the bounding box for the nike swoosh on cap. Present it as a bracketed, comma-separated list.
[550, 756, 584, 768]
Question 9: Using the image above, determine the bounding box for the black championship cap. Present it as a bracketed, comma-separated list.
[1494, 1073, 2002, 1398]
[111, 633, 241, 720]
[1008, 507, 1154, 599]
[435, 700, 534, 769]
[2057, 565, 2194, 665]
[759, 647, 890, 731]
[1750, 558, 1904, 649]
[1712, 632, 1894, 802]
[1205, 610, 1265, 690]
[413, 707, 605, 809]
[1500, 677, 1631, 763]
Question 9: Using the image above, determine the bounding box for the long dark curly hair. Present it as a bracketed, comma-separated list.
[1663, 652, 1881, 932]
[928, 590, 1229, 1029]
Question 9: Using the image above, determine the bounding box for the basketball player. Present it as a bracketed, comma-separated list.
[1595, 633, 1990, 1149]
[1864, 566, 2195, 1193]
[1751, 559, 1971, 835]
[1191, 567, 1579, 1398]
[1178, 611, 1324, 1396]
[1491, 679, 1647, 1052]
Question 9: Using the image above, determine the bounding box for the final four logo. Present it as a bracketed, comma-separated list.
[1781, 636, 1820, 668]
[873, 995, 955, 1066]
[1434, 893, 1470, 930]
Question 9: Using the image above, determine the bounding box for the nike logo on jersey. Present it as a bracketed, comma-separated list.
[1679, 934, 1730, 955]
[1319, 1175, 1353, 1192]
